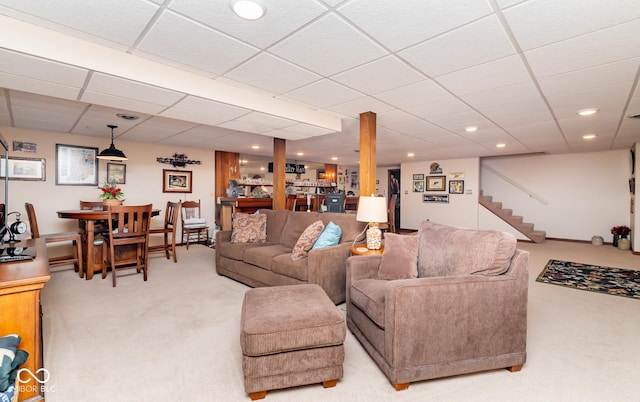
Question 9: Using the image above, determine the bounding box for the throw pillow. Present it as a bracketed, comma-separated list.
[291, 220, 325, 261]
[312, 221, 342, 249]
[230, 213, 267, 244]
[0, 334, 20, 392]
[377, 233, 419, 280]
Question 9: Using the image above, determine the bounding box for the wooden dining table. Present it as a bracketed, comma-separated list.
[57, 208, 160, 280]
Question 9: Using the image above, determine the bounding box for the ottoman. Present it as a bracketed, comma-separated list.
[240, 284, 346, 400]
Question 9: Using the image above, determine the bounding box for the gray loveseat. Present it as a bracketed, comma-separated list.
[215, 209, 367, 304]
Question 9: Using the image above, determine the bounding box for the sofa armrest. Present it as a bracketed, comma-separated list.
[383, 250, 529, 368]
[345, 255, 381, 305]
[306, 243, 357, 304]
[214, 230, 232, 269]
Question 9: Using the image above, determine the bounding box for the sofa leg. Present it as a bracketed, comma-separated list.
[249, 391, 266, 400]
[394, 383, 409, 391]
[323, 379, 338, 388]
[507, 364, 524, 372]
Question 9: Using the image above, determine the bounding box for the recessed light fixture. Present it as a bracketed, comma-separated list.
[230, 0, 266, 21]
[496, 143, 506, 149]
[583, 134, 597, 140]
[260, 167, 265, 171]
[577, 108, 599, 116]
[116, 113, 139, 121]
[296, 152, 304, 156]
[407, 153, 415, 157]
[628, 113, 640, 119]
[465, 126, 478, 133]
[251, 145, 260, 149]
[331, 156, 338, 161]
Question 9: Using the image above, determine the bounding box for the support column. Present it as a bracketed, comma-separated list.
[359, 111, 376, 196]
[273, 138, 286, 210]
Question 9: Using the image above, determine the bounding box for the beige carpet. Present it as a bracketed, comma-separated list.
[41, 241, 640, 401]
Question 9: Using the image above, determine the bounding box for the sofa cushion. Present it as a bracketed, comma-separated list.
[417, 221, 517, 277]
[217, 241, 273, 261]
[377, 233, 419, 280]
[244, 244, 292, 270]
[231, 213, 267, 244]
[272, 253, 309, 281]
[312, 221, 342, 249]
[280, 212, 324, 248]
[350, 279, 387, 328]
[291, 220, 324, 261]
[257, 209, 289, 244]
[320, 213, 367, 243]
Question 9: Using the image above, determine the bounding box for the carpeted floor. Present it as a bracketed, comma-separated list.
[40, 241, 640, 401]
[537, 259, 640, 300]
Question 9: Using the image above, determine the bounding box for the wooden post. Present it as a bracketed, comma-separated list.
[359, 111, 376, 196]
[273, 138, 286, 210]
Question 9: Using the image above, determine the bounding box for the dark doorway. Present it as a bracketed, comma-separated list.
[388, 169, 400, 231]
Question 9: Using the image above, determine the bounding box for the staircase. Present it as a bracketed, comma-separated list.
[479, 191, 546, 243]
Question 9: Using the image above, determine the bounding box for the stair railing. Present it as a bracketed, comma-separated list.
[481, 164, 548, 205]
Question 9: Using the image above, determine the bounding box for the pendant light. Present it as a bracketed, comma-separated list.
[97, 124, 127, 161]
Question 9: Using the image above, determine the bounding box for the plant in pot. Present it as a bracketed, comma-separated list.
[99, 182, 124, 209]
[610, 225, 631, 247]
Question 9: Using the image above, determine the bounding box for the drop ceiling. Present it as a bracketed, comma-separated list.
[0, 0, 639, 167]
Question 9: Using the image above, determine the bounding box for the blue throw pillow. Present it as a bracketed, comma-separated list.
[312, 221, 342, 249]
[0, 335, 20, 392]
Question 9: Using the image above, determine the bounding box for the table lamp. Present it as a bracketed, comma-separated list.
[356, 195, 388, 250]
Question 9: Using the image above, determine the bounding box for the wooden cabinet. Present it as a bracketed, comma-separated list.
[0, 238, 50, 401]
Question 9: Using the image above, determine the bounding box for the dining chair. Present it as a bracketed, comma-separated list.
[181, 200, 209, 249]
[24, 202, 83, 276]
[379, 194, 397, 234]
[285, 197, 297, 211]
[149, 201, 180, 263]
[78, 201, 109, 276]
[103, 204, 152, 287]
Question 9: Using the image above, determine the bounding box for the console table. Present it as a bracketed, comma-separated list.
[0, 238, 50, 401]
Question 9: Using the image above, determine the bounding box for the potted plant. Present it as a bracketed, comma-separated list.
[99, 182, 124, 209]
[610, 225, 631, 247]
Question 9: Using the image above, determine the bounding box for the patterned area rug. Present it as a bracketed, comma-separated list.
[537, 260, 640, 300]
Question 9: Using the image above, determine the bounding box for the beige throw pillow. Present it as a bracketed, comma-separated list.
[290, 220, 325, 261]
[377, 233, 419, 280]
[230, 213, 267, 244]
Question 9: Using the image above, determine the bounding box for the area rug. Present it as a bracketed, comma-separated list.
[537, 260, 640, 300]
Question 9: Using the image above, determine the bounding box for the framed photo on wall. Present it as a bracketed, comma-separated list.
[0, 156, 45, 181]
[163, 169, 192, 193]
[412, 180, 424, 192]
[412, 173, 424, 180]
[449, 180, 464, 194]
[426, 175, 446, 191]
[55, 144, 98, 185]
[107, 163, 126, 184]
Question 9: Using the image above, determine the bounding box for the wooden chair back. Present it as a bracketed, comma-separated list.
[80, 201, 103, 210]
[149, 201, 180, 262]
[24, 202, 41, 238]
[286, 198, 297, 211]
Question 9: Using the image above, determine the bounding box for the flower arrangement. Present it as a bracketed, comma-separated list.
[99, 182, 124, 200]
[610, 225, 631, 237]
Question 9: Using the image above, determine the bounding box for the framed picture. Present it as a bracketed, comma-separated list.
[449, 180, 464, 194]
[107, 163, 126, 184]
[426, 175, 446, 191]
[412, 180, 424, 192]
[412, 173, 424, 180]
[0, 156, 45, 181]
[163, 169, 192, 193]
[55, 144, 98, 186]
[423, 194, 449, 203]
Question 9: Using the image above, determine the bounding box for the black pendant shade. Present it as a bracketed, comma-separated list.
[97, 125, 127, 161]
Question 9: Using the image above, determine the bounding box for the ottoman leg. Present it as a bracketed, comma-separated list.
[249, 390, 267, 400]
[322, 379, 338, 388]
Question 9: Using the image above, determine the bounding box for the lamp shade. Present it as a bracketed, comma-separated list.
[356, 196, 387, 223]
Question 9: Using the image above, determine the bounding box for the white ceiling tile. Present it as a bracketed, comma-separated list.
[282, 79, 363, 109]
[326, 96, 395, 118]
[0, 49, 88, 87]
[10, 91, 87, 116]
[0, 0, 159, 47]
[224, 53, 321, 95]
[269, 14, 387, 77]
[332, 56, 424, 95]
[547, 82, 633, 119]
[137, 11, 259, 76]
[235, 112, 299, 130]
[373, 80, 453, 109]
[435, 55, 531, 96]
[504, 0, 640, 51]
[461, 81, 541, 109]
[427, 111, 496, 133]
[495, 0, 527, 8]
[472, 97, 551, 122]
[161, 96, 250, 126]
[377, 110, 449, 138]
[218, 120, 274, 135]
[557, 115, 622, 137]
[72, 105, 149, 137]
[118, 116, 198, 142]
[86, 73, 184, 106]
[0, 73, 81, 101]
[399, 15, 516, 77]
[338, 0, 493, 51]
[169, 0, 327, 49]
[81, 91, 167, 115]
[405, 98, 473, 120]
[502, 120, 564, 140]
[525, 19, 640, 78]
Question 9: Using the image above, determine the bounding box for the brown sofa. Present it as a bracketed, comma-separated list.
[215, 209, 367, 304]
[346, 220, 529, 390]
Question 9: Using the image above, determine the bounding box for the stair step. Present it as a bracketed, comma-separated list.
[479, 191, 546, 243]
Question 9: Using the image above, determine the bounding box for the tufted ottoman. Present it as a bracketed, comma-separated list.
[240, 284, 346, 400]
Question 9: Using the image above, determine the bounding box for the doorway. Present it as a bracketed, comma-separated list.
[388, 169, 400, 231]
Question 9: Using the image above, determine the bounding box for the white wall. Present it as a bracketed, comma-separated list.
[400, 158, 480, 230]
[480, 150, 630, 241]
[1, 126, 215, 248]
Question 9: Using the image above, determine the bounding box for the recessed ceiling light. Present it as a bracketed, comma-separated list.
[230, 0, 266, 21]
[465, 126, 478, 133]
[628, 113, 640, 119]
[331, 156, 338, 161]
[116, 113, 139, 121]
[296, 152, 304, 156]
[407, 153, 415, 157]
[578, 108, 599, 116]
[496, 143, 506, 148]
[260, 167, 265, 171]
[251, 145, 260, 149]
[583, 134, 597, 140]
